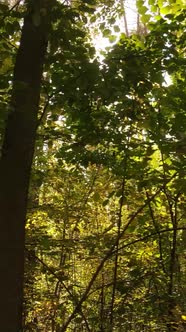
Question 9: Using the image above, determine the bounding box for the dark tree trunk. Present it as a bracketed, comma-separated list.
[0, 1, 50, 331]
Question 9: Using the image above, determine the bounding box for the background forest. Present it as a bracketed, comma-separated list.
[0, 0, 186, 331]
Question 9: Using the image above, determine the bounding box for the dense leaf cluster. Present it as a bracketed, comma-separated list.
[0, 0, 186, 331]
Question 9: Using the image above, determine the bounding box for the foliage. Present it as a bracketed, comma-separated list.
[0, 0, 186, 331]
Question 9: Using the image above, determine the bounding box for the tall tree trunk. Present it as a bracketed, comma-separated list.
[0, 1, 50, 330]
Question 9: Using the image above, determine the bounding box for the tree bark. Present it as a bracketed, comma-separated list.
[0, 1, 50, 330]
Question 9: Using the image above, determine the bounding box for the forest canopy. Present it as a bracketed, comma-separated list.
[0, 0, 186, 331]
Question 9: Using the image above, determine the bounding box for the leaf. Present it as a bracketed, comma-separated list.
[113, 25, 120, 33]
[161, 5, 172, 15]
[109, 35, 117, 43]
[150, 5, 158, 12]
[139, 6, 148, 15]
[0, 3, 8, 12]
[102, 199, 109, 206]
[108, 17, 116, 24]
[90, 15, 96, 23]
[102, 28, 112, 38]
[137, 0, 145, 9]
[92, 192, 100, 202]
[99, 22, 105, 30]
[148, 0, 155, 5]
[154, 15, 162, 20]
[141, 14, 152, 23]
[5, 21, 20, 35]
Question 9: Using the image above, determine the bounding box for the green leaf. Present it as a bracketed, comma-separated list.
[154, 15, 162, 20]
[102, 28, 111, 38]
[92, 192, 100, 201]
[108, 17, 116, 24]
[139, 5, 148, 15]
[161, 5, 172, 14]
[0, 3, 8, 12]
[148, 0, 156, 5]
[141, 14, 152, 23]
[113, 25, 120, 33]
[137, 0, 145, 9]
[102, 199, 109, 206]
[150, 5, 158, 12]
[109, 35, 117, 43]
[90, 15, 96, 23]
[5, 21, 20, 35]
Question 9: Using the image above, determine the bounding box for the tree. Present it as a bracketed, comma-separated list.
[0, 0, 186, 331]
[0, 0, 103, 329]
[0, 0, 51, 330]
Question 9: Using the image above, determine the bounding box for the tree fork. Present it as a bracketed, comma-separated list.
[0, 1, 51, 330]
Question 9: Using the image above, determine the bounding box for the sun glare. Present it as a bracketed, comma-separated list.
[92, 0, 138, 53]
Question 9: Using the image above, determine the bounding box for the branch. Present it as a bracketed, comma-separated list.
[114, 227, 186, 255]
[0, 0, 22, 20]
[7, 0, 22, 14]
[145, 190, 167, 274]
[25, 249, 91, 331]
[37, 99, 50, 128]
[37, 86, 53, 127]
[59, 172, 178, 332]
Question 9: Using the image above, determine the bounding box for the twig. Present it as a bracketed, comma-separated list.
[25, 249, 91, 331]
[114, 227, 186, 255]
[0, 0, 22, 19]
[59, 172, 178, 332]
[145, 190, 167, 274]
